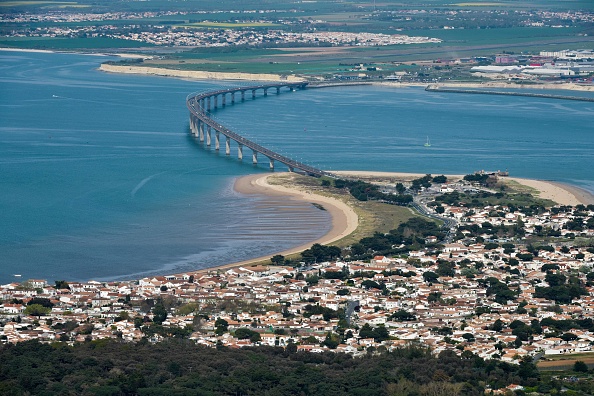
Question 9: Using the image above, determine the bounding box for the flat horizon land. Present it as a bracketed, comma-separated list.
[1, 0, 592, 75]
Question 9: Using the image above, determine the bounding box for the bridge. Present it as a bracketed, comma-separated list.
[187, 82, 333, 177]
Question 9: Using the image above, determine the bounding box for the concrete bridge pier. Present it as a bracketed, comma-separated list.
[206, 126, 211, 146]
[288, 166, 294, 172]
[252, 151, 258, 164]
[199, 121, 204, 142]
[215, 131, 220, 151]
[225, 136, 231, 155]
[251, 90, 256, 99]
[213, 95, 218, 109]
[238, 144, 243, 160]
[207, 97, 211, 112]
[268, 157, 274, 170]
[231, 93, 235, 104]
[276, 87, 281, 95]
[195, 118, 201, 137]
[189, 115, 196, 136]
[241, 91, 245, 101]
[222, 94, 226, 107]
[263, 88, 268, 96]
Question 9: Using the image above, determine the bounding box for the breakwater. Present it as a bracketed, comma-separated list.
[425, 85, 594, 102]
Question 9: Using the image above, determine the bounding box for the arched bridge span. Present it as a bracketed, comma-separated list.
[187, 82, 331, 177]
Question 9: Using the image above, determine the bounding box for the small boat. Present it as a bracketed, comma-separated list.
[52, 95, 59, 98]
[14, 274, 21, 277]
[424, 137, 431, 147]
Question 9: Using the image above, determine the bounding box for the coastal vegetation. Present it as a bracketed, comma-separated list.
[0, 339, 544, 395]
[270, 173, 418, 251]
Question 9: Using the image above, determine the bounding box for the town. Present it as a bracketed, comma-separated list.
[2, 174, 593, 378]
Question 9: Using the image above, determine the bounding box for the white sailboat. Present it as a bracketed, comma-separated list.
[424, 136, 431, 147]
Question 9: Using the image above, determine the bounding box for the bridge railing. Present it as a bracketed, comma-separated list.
[186, 83, 333, 178]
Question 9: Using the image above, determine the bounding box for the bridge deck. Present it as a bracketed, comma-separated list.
[187, 82, 332, 177]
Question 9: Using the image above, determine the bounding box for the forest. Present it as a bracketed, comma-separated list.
[0, 339, 544, 395]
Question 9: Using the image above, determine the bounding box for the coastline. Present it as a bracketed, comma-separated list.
[187, 171, 594, 277]
[99, 63, 594, 91]
[186, 172, 358, 275]
[376, 81, 594, 92]
[332, 171, 594, 206]
[99, 63, 304, 82]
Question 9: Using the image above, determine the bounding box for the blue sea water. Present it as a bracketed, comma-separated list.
[0, 51, 331, 284]
[1, 50, 593, 284]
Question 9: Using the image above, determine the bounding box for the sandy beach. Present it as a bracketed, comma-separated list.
[507, 177, 594, 206]
[98, 63, 594, 91]
[187, 171, 594, 276]
[332, 171, 594, 206]
[99, 63, 304, 82]
[187, 172, 358, 274]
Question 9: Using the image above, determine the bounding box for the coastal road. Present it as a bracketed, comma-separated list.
[411, 197, 458, 243]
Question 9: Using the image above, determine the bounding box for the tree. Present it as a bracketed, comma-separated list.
[574, 360, 589, 373]
[427, 292, 443, 304]
[27, 298, 53, 308]
[214, 318, 228, 335]
[561, 332, 578, 342]
[423, 271, 439, 283]
[391, 310, 416, 321]
[234, 327, 260, 342]
[432, 175, 447, 184]
[490, 319, 504, 332]
[152, 302, 168, 325]
[24, 304, 50, 318]
[395, 183, 406, 194]
[322, 332, 339, 349]
[462, 333, 475, 342]
[271, 255, 285, 265]
[436, 261, 455, 277]
[54, 280, 69, 290]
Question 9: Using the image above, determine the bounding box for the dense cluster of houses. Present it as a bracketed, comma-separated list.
[1, 194, 593, 365]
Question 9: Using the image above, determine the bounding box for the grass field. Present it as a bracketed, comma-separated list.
[274, 174, 419, 249]
[178, 22, 280, 29]
[538, 353, 594, 371]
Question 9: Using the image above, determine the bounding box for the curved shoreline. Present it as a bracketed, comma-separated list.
[186, 171, 594, 277]
[187, 172, 358, 275]
[333, 171, 594, 206]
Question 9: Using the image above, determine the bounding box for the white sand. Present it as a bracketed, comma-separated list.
[99, 64, 304, 82]
[186, 172, 358, 275]
[334, 171, 594, 206]
[507, 177, 594, 206]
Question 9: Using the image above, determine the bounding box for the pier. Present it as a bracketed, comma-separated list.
[187, 82, 333, 177]
[425, 85, 594, 102]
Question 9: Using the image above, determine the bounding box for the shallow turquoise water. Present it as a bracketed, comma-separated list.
[1, 50, 593, 284]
